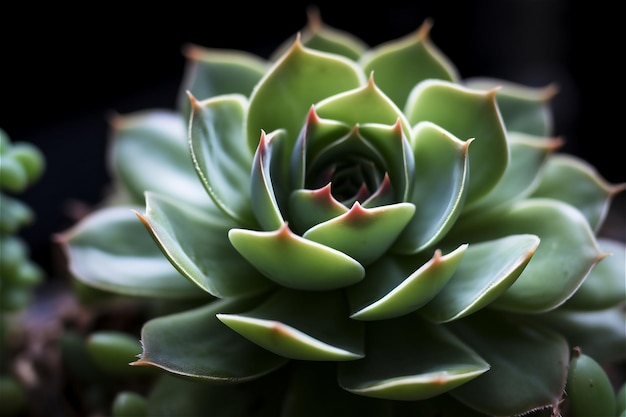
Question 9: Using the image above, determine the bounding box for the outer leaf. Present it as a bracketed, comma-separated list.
[302, 202, 415, 266]
[348, 244, 467, 321]
[270, 8, 368, 62]
[338, 313, 489, 400]
[464, 77, 556, 137]
[530, 154, 625, 232]
[448, 311, 569, 416]
[360, 19, 459, 109]
[393, 122, 471, 254]
[420, 234, 540, 323]
[447, 199, 603, 312]
[217, 289, 364, 361]
[247, 37, 365, 151]
[137, 192, 273, 298]
[229, 223, 364, 290]
[533, 307, 626, 363]
[281, 361, 393, 417]
[177, 44, 267, 118]
[462, 133, 561, 215]
[134, 297, 288, 381]
[109, 110, 210, 208]
[405, 80, 508, 204]
[562, 238, 626, 310]
[189, 93, 256, 227]
[57, 206, 202, 298]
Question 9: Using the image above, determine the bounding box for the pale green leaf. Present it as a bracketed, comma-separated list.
[135, 298, 288, 381]
[420, 234, 540, 323]
[338, 314, 489, 400]
[58, 206, 202, 298]
[228, 223, 364, 291]
[217, 289, 364, 361]
[189, 93, 256, 227]
[348, 244, 467, 321]
[138, 192, 273, 298]
[405, 80, 507, 204]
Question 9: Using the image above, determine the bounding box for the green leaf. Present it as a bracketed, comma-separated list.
[189, 93, 256, 227]
[247, 38, 365, 151]
[448, 311, 569, 416]
[360, 19, 459, 108]
[348, 244, 467, 321]
[315, 76, 412, 136]
[420, 234, 540, 323]
[536, 307, 626, 363]
[218, 289, 364, 361]
[447, 199, 603, 313]
[135, 297, 288, 381]
[273, 8, 368, 61]
[462, 133, 560, 215]
[405, 80, 508, 204]
[288, 184, 349, 233]
[250, 130, 287, 231]
[393, 122, 471, 254]
[562, 238, 626, 310]
[0, 192, 34, 234]
[58, 206, 202, 298]
[177, 44, 267, 119]
[110, 110, 210, 208]
[303, 202, 415, 265]
[464, 77, 556, 137]
[229, 223, 364, 291]
[530, 154, 625, 232]
[138, 192, 273, 298]
[338, 314, 489, 400]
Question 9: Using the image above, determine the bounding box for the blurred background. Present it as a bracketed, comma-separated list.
[2, 0, 623, 279]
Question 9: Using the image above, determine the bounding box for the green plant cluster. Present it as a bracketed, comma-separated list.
[0, 128, 45, 416]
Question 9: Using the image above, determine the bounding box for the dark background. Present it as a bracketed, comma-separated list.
[2, 1, 623, 277]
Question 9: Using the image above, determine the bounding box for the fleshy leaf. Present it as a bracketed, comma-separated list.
[250, 130, 286, 231]
[530, 154, 626, 232]
[448, 311, 569, 416]
[247, 36, 365, 151]
[462, 133, 561, 215]
[464, 77, 556, 137]
[348, 244, 467, 321]
[405, 80, 508, 204]
[57, 206, 203, 298]
[109, 110, 210, 208]
[228, 223, 364, 290]
[217, 289, 364, 361]
[360, 19, 459, 109]
[338, 313, 489, 400]
[189, 93, 256, 227]
[447, 199, 603, 312]
[561, 238, 626, 310]
[281, 361, 394, 417]
[393, 122, 471, 254]
[303, 201, 415, 265]
[134, 297, 288, 381]
[420, 234, 540, 323]
[270, 8, 368, 62]
[137, 191, 273, 298]
[177, 44, 267, 118]
[534, 307, 626, 363]
[288, 184, 349, 234]
[315, 75, 412, 136]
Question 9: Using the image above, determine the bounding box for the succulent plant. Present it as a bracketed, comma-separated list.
[58, 9, 626, 417]
[0, 128, 45, 417]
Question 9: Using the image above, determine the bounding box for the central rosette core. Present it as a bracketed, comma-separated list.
[310, 158, 384, 206]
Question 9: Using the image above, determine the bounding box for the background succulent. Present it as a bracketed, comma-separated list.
[58, 10, 625, 417]
[0, 128, 45, 417]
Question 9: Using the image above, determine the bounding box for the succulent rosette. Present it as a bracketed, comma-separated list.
[59, 11, 626, 417]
